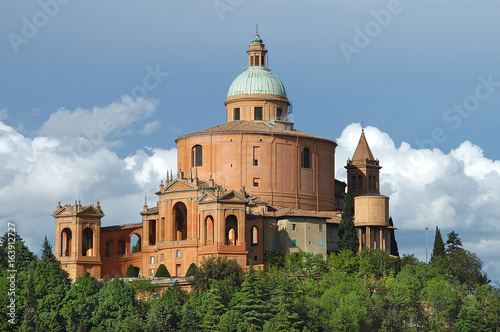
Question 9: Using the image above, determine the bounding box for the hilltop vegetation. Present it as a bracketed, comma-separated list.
[0, 231, 499, 331]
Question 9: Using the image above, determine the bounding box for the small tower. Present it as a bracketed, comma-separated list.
[345, 129, 394, 253]
[53, 201, 104, 279]
[345, 128, 381, 199]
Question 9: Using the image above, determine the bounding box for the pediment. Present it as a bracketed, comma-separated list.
[218, 190, 249, 203]
[161, 179, 199, 193]
[52, 205, 104, 218]
[198, 192, 218, 204]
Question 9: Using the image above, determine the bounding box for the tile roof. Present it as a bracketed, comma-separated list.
[177, 121, 335, 144]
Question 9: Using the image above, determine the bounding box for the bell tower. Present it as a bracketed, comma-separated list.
[53, 201, 104, 279]
[345, 128, 382, 199]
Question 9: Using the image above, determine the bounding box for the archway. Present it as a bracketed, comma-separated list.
[205, 216, 214, 245]
[82, 228, 94, 256]
[174, 202, 188, 241]
[225, 215, 238, 245]
[61, 228, 72, 257]
[130, 234, 141, 253]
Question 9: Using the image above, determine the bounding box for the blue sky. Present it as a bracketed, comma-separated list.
[1, 0, 499, 283]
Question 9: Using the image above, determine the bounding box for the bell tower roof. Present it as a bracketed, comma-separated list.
[351, 129, 376, 165]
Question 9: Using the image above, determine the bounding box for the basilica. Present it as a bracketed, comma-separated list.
[53, 33, 396, 280]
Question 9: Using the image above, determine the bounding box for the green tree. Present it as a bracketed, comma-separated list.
[185, 262, 198, 277]
[146, 299, 173, 332]
[339, 193, 358, 252]
[200, 281, 226, 330]
[327, 250, 360, 275]
[421, 278, 460, 328]
[60, 271, 100, 331]
[34, 236, 70, 332]
[192, 256, 243, 291]
[430, 226, 445, 264]
[233, 263, 269, 330]
[131, 239, 141, 253]
[179, 298, 203, 332]
[92, 276, 139, 330]
[125, 263, 138, 277]
[0, 231, 38, 272]
[447, 248, 489, 288]
[155, 263, 171, 277]
[388, 216, 399, 256]
[21, 272, 38, 332]
[446, 230, 463, 253]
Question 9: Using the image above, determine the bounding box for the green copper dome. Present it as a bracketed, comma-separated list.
[227, 66, 287, 98]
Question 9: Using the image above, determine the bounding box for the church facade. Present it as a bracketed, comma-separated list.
[53, 33, 396, 280]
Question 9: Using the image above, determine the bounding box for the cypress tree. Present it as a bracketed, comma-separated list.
[185, 263, 198, 277]
[125, 264, 139, 277]
[430, 226, 446, 263]
[155, 264, 171, 277]
[389, 217, 399, 257]
[339, 193, 358, 253]
[21, 272, 38, 332]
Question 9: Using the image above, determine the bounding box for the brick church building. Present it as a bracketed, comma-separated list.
[53, 33, 397, 280]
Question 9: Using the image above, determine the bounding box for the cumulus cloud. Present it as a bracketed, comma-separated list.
[0, 98, 174, 256]
[39, 96, 158, 140]
[336, 123, 500, 282]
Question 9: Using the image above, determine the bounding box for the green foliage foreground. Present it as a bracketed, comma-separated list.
[0, 232, 499, 331]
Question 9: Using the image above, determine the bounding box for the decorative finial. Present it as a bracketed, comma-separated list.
[362, 120, 364, 130]
[144, 194, 147, 207]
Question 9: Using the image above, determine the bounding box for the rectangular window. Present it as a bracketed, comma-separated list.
[176, 249, 182, 259]
[253, 178, 260, 187]
[276, 108, 282, 120]
[318, 239, 324, 247]
[253, 146, 260, 166]
[234, 108, 240, 120]
[176, 264, 181, 277]
[150, 268, 155, 276]
[292, 239, 297, 246]
[319, 224, 323, 232]
[160, 253, 164, 262]
[149, 256, 155, 264]
[292, 224, 297, 231]
[272, 238, 277, 246]
[254, 107, 263, 120]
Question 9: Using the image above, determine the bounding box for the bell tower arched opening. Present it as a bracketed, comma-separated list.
[82, 228, 94, 257]
[225, 215, 238, 245]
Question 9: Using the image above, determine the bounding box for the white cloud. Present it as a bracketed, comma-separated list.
[336, 123, 500, 282]
[0, 109, 8, 121]
[139, 120, 161, 135]
[39, 96, 158, 141]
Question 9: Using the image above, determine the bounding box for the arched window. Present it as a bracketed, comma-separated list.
[374, 176, 378, 190]
[82, 228, 94, 257]
[174, 202, 188, 241]
[130, 234, 141, 253]
[118, 236, 126, 255]
[61, 228, 72, 257]
[192, 145, 203, 167]
[225, 215, 238, 245]
[357, 175, 362, 189]
[251, 226, 258, 245]
[368, 175, 373, 190]
[105, 238, 113, 257]
[302, 147, 311, 169]
[234, 108, 240, 121]
[204, 216, 214, 246]
[351, 176, 357, 192]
